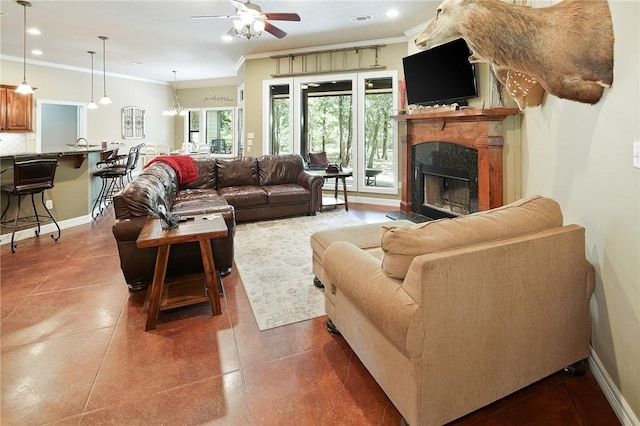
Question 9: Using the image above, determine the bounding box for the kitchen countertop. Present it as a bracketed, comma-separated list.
[1, 147, 114, 168]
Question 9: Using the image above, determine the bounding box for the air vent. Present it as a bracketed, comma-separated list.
[349, 15, 374, 23]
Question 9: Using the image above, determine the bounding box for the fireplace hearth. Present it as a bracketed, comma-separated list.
[393, 108, 519, 215]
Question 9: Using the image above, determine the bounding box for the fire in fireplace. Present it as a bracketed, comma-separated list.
[412, 142, 478, 218]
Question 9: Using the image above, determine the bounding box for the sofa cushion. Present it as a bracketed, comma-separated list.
[380, 195, 564, 279]
[216, 157, 258, 188]
[180, 159, 216, 189]
[218, 185, 268, 207]
[263, 183, 310, 205]
[258, 154, 304, 185]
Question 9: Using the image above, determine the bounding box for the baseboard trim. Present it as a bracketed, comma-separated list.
[0, 215, 92, 246]
[590, 348, 639, 426]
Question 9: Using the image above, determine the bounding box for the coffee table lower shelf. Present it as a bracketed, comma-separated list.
[143, 273, 222, 312]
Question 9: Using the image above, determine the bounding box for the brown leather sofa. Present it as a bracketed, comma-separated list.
[112, 154, 324, 291]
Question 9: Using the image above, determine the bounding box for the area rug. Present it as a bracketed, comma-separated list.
[233, 210, 367, 331]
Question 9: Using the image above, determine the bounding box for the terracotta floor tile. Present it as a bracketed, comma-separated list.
[0, 328, 113, 425]
[0, 262, 51, 299]
[233, 314, 336, 368]
[33, 253, 126, 293]
[472, 384, 581, 426]
[564, 369, 621, 426]
[243, 340, 399, 425]
[80, 371, 251, 426]
[86, 308, 240, 411]
[0, 204, 620, 425]
[1, 282, 128, 347]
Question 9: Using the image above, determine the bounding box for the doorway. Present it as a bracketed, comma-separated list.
[37, 100, 86, 152]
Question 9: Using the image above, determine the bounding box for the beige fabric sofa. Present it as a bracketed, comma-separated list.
[311, 196, 594, 426]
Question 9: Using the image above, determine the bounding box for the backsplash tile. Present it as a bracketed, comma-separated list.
[0, 133, 28, 155]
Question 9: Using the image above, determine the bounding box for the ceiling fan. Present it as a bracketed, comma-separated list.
[191, 0, 301, 39]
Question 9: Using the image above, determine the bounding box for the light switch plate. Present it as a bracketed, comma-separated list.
[633, 141, 640, 169]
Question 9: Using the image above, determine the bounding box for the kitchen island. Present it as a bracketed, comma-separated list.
[1, 147, 120, 240]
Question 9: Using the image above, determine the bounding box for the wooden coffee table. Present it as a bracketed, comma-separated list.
[136, 214, 228, 330]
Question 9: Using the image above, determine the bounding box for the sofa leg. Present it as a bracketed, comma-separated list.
[313, 276, 324, 289]
[326, 319, 341, 335]
[563, 359, 587, 377]
[219, 267, 232, 277]
[128, 282, 149, 292]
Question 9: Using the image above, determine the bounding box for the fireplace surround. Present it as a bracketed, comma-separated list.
[393, 108, 519, 215]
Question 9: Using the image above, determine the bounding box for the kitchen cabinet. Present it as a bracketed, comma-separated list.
[1, 85, 33, 132]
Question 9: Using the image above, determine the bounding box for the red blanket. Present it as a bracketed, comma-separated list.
[144, 155, 199, 184]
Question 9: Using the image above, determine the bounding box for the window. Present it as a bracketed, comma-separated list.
[263, 71, 398, 194]
[184, 107, 237, 156]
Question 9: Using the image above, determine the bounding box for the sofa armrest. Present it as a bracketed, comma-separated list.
[112, 216, 148, 242]
[296, 170, 323, 190]
[297, 170, 324, 213]
[323, 241, 423, 358]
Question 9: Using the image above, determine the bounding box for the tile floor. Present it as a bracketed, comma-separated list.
[1, 204, 620, 425]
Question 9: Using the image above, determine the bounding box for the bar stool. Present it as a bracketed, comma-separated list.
[91, 143, 143, 219]
[1, 158, 61, 253]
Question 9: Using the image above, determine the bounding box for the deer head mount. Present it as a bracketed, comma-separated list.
[415, 0, 614, 110]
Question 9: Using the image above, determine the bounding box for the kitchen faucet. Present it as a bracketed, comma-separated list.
[75, 137, 88, 148]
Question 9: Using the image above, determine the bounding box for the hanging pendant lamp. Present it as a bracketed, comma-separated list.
[15, 0, 34, 95]
[162, 70, 187, 117]
[87, 51, 98, 109]
[98, 35, 112, 105]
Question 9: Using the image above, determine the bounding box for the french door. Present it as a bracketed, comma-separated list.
[263, 71, 398, 194]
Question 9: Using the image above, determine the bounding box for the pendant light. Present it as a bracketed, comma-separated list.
[98, 35, 112, 105]
[162, 70, 187, 117]
[86, 51, 98, 109]
[15, 0, 34, 95]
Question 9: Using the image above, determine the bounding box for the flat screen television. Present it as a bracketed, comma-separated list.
[402, 38, 478, 107]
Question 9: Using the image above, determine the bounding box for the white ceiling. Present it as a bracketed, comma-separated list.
[0, 0, 438, 86]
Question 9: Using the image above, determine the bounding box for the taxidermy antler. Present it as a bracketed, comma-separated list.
[415, 0, 614, 110]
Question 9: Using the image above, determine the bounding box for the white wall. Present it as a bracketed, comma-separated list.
[521, 0, 639, 420]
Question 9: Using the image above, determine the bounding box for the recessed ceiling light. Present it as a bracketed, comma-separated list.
[386, 9, 399, 18]
[131, 61, 143, 65]
[27, 28, 41, 35]
[222, 34, 233, 41]
[31, 49, 42, 55]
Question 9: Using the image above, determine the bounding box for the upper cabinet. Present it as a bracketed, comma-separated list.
[0, 85, 33, 132]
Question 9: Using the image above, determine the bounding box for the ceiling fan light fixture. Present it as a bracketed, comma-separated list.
[232, 19, 244, 32]
[253, 20, 265, 36]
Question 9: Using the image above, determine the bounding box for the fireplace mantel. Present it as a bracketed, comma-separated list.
[392, 107, 520, 213]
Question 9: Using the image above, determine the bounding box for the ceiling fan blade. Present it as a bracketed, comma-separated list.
[264, 21, 287, 39]
[263, 12, 301, 22]
[190, 14, 237, 19]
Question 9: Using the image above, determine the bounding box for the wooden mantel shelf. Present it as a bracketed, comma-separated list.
[392, 107, 520, 213]
[392, 107, 520, 123]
